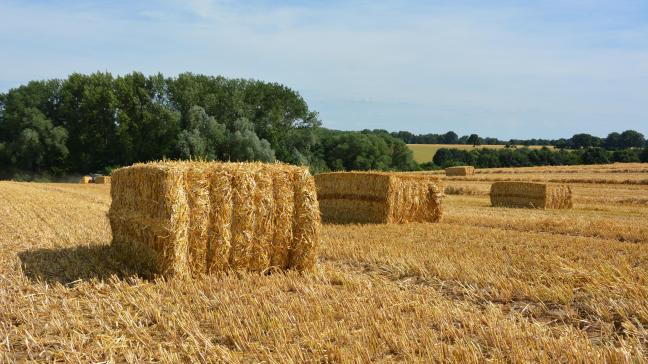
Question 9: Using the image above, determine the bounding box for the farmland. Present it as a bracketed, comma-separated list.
[1, 163, 647, 362]
[407, 144, 553, 163]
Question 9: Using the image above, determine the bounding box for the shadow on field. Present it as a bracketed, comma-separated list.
[18, 244, 142, 284]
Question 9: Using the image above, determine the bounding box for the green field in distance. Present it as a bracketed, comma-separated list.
[407, 144, 552, 163]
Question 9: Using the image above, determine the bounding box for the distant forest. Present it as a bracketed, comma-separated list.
[0, 72, 647, 180]
[391, 129, 647, 150]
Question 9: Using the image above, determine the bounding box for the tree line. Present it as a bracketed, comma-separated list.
[0, 72, 417, 179]
[0, 72, 646, 180]
[430, 146, 648, 169]
[392, 129, 647, 150]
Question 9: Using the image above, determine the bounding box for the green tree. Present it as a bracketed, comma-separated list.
[432, 148, 476, 167]
[581, 147, 610, 164]
[321, 132, 391, 170]
[228, 118, 275, 162]
[2, 108, 68, 173]
[619, 130, 645, 148]
[114, 72, 180, 164]
[571, 133, 595, 149]
[604, 132, 621, 150]
[360, 129, 418, 170]
[640, 148, 648, 163]
[441, 131, 459, 144]
[177, 106, 226, 160]
[166, 73, 316, 164]
[611, 149, 640, 163]
[467, 134, 481, 146]
[554, 138, 570, 149]
[59, 72, 119, 172]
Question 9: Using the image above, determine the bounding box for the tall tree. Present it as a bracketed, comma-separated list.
[640, 148, 648, 163]
[114, 72, 180, 164]
[1, 108, 68, 173]
[441, 131, 459, 144]
[176, 106, 226, 160]
[619, 130, 645, 148]
[59, 72, 119, 172]
[228, 117, 275, 162]
[467, 134, 481, 146]
[604, 132, 621, 150]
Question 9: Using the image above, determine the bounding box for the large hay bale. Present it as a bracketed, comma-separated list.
[95, 176, 111, 184]
[445, 166, 475, 176]
[79, 176, 92, 184]
[490, 181, 572, 209]
[315, 172, 443, 224]
[108, 161, 320, 277]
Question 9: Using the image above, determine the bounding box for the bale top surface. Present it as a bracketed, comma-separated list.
[116, 160, 305, 174]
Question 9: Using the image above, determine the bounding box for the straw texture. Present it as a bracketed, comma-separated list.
[79, 176, 92, 184]
[109, 161, 320, 277]
[315, 172, 444, 224]
[490, 181, 572, 209]
[445, 166, 475, 176]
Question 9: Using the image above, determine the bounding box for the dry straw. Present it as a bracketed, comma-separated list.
[490, 181, 572, 209]
[108, 161, 320, 277]
[445, 166, 475, 176]
[95, 176, 111, 184]
[79, 176, 92, 184]
[315, 172, 444, 224]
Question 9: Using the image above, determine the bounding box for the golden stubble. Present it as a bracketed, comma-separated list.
[0, 163, 647, 362]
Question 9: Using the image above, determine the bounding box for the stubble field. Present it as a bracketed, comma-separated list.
[1, 163, 647, 362]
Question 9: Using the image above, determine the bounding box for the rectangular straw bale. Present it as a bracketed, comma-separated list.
[315, 172, 444, 224]
[490, 181, 572, 209]
[79, 176, 92, 184]
[109, 161, 320, 277]
[445, 166, 475, 176]
[95, 176, 111, 184]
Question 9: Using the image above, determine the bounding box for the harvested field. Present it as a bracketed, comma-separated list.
[315, 172, 443, 224]
[1, 163, 647, 362]
[427, 163, 648, 175]
[427, 163, 648, 185]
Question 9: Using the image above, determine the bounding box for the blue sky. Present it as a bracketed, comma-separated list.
[1, 0, 647, 139]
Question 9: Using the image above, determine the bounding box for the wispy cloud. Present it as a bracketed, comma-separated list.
[1, 0, 647, 138]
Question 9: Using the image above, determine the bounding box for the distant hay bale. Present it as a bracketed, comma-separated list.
[94, 176, 111, 184]
[445, 166, 475, 176]
[79, 176, 92, 184]
[315, 172, 444, 224]
[490, 181, 572, 209]
[108, 161, 320, 277]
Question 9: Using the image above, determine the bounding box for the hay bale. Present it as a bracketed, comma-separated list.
[108, 161, 321, 277]
[79, 176, 92, 184]
[490, 181, 572, 209]
[315, 172, 444, 224]
[94, 176, 111, 184]
[445, 166, 475, 176]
